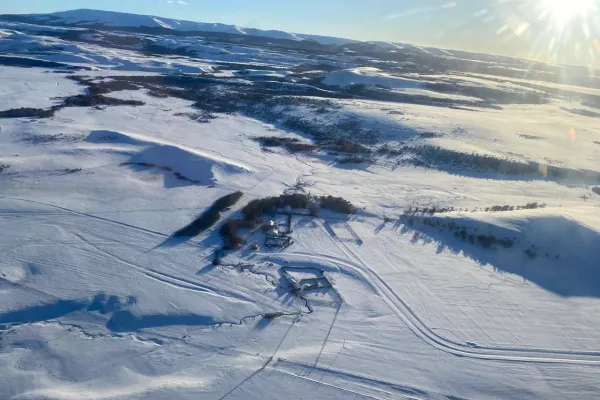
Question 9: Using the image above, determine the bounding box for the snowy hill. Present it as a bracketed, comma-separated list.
[6, 8, 356, 45]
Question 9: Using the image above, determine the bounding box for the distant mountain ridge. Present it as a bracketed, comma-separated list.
[1, 8, 358, 45]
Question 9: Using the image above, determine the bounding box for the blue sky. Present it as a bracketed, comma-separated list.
[1, 0, 599, 66]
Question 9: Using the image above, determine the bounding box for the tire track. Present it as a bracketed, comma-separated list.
[310, 303, 341, 374]
[218, 315, 300, 400]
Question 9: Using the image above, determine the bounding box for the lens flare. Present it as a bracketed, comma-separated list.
[540, 0, 596, 27]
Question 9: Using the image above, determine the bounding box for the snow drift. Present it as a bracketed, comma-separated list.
[86, 130, 252, 186]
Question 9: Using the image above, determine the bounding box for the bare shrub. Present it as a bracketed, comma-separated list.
[21, 133, 85, 145]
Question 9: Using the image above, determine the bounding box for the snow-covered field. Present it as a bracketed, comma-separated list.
[1, 10, 600, 400]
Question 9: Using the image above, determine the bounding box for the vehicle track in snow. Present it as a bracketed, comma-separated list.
[264, 219, 600, 365]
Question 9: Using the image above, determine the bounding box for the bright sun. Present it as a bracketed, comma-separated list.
[541, 0, 596, 26]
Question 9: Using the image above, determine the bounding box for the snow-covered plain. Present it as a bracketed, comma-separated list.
[1, 11, 600, 400]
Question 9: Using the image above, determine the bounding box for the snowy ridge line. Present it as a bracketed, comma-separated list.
[16, 9, 357, 45]
[108, 130, 254, 172]
[265, 244, 600, 365]
[84, 129, 254, 173]
[94, 120, 264, 176]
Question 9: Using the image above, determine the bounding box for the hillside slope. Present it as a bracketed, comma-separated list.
[4, 8, 356, 45]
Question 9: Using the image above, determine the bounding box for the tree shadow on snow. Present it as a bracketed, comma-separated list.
[0, 299, 88, 325]
[106, 310, 222, 332]
[254, 316, 275, 331]
[0, 293, 136, 325]
[396, 215, 600, 297]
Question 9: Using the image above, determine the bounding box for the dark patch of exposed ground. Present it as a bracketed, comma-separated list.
[57, 74, 600, 184]
[2, 49, 597, 184]
[0, 94, 144, 119]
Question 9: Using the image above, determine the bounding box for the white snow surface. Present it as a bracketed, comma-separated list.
[0, 66, 84, 109]
[1, 18, 600, 400]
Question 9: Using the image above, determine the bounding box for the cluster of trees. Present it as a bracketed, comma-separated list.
[405, 144, 541, 175]
[319, 195, 356, 215]
[217, 193, 356, 250]
[336, 155, 373, 164]
[220, 219, 259, 250]
[486, 202, 547, 212]
[0, 107, 57, 118]
[242, 193, 318, 220]
[404, 202, 548, 216]
[382, 144, 600, 182]
[241, 193, 357, 221]
[279, 116, 379, 152]
[253, 136, 317, 153]
[417, 217, 515, 249]
[20, 132, 83, 145]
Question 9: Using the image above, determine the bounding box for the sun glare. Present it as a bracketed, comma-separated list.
[541, 0, 596, 26]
